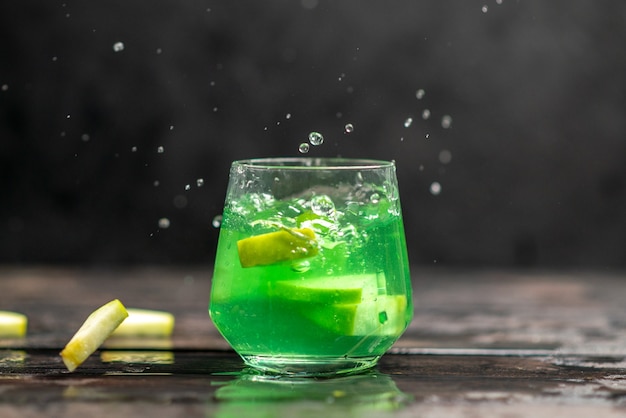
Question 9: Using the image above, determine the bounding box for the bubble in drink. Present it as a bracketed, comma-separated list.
[403, 118, 413, 128]
[344, 123, 354, 133]
[158, 218, 170, 229]
[416, 89, 425, 99]
[291, 260, 311, 273]
[157, 146, 165, 153]
[422, 109, 431, 120]
[308, 132, 324, 146]
[113, 42, 125, 52]
[430, 182, 442, 195]
[310, 195, 336, 218]
[441, 115, 453, 129]
[370, 193, 380, 204]
[299, 143, 310, 153]
[196, 178, 205, 187]
[212, 215, 223, 228]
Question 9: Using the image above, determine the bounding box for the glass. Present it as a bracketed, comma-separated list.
[209, 158, 413, 376]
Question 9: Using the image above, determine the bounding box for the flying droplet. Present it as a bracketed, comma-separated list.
[184, 184, 191, 191]
[211, 215, 223, 228]
[416, 89, 425, 99]
[131, 146, 138, 152]
[308, 132, 324, 146]
[1, 84, 8, 91]
[439, 149, 452, 164]
[441, 115, 453, 129]
[81, 134, 90, 142]
[158, 218, 171, 229]
[344, 123, 354, 133]
[482, 5, 488, 13]
[404, 118, 413, 128]
[157, 146, 164, 153]
[299, 142, 310, 153]
[425, 133, 430, 139]
[286, 113, 292, 119]
[196, 178, 204, 187]
[422, 109, 431, 120]
[430, 182, 442, 195]
[113, 42, 125, 52]
[153, 180, 160, 187]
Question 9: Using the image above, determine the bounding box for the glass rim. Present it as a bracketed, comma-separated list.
[233, 157, 395, 170]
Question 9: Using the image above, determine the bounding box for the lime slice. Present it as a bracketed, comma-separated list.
[303, 295, 408, 337]
[237, 227, 318, 268]
[270, 273, 383, 305]
[111, 308, 174, 337]
[60, 299, 129, 372]
[0, 311, 27, 338]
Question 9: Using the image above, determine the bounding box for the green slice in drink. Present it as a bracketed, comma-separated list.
[237, 227, 318, 268]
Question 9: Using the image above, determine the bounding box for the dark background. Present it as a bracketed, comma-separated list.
[1, 0, 625, 268]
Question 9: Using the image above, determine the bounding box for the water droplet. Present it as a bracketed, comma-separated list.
[336, 112, 343, 119]
[113, 42, 125, 52]
[286, 113, 292, 119]
[496, 0, 503, 4]
[131, 146, 138, 152]
[344, 123, 354, 133]
[419, 165, 425, 172]
[298, 142, 310, 153]
[416, 89, 425, 99]
[441, 115, 453, 129]
[481, 5, 488, 13]
[338, 72, 346, 81]
[157, 146, 164, 153]
[66, 114, 71, 119]
[156, 48, 162, 54]
[81, 134, 90, 142]
[184, 184, 191, 191]
[439, 149, 452, 164]
[430, 182, 442, 195]
[1, 84, 8, 91]
[308, 132, 324, 146]
[153, 180, 160, 187]
[169, 125, 174, 131]
[211, 215, 223, 228]
[173, 195, 188, 209]
[158, 218, 170, 229]
[404, 117, 413, 128]
[213, 107, 218, 112]
[422, 109, 431, 120]
[425, 133, 430, 139]
[196, 178, 204, 187]
[370, 193, 380, 204]
[310, 195, 336, 218]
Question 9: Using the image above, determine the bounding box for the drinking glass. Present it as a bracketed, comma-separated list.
[209, 158, 412, 376]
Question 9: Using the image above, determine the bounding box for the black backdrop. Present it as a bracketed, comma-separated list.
[2, 0, 625, 267]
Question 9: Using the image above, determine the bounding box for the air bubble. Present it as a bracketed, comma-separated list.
[344, 123, 354, 134]
[158, 218, 170, 229]
[441, 115, 453, 129]
[422, 109, 431, 120]
[212, 215, 223, 228]
[291, 260, 311, 273]
[310, 195, 336, 218]
[112, 42, 125, 52]
[416, 89, 425, 99]
[298, 143, 310, 153]
[308, 132, 324, 146]
[370, 193, 380, 204]
[430, 182, 442, 195]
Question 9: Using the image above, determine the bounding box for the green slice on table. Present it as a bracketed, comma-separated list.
[0, 311, 28, 338]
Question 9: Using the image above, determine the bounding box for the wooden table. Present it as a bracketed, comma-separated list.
[1, 267, 626, 417]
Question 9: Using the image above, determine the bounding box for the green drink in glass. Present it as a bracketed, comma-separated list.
[209, 158, 413, 376]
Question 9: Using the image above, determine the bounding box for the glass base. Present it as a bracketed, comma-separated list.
[240, 354, 381, 377]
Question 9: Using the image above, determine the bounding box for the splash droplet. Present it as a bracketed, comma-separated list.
[422, 109, 431, 120]
[286, 113, 292, 119]
[131, 146, 138, 152]
[441, 115, 453, 129]
[158, 218, 170, 229]
[430, 182, 442, 195]
[113, 42, 125, 52]
[212, 215, 223, 228]
[308, 132, 324, 146]
[404, 117, 413, 128]
[416, 89, 425, 99]
[439, 149, 452, 164]
[196, 178, 204, 187]
[184, 184, 191, 191]
[481, 5, 488, 13]
[298, 142, 310, 153]
[157, 146, 164, 153]
[1, 84, 8, 91]
[81, 134, 90, 142]
[344, 123, 354, 133]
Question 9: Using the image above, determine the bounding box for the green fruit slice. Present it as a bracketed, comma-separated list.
[270, 273, 384, 305]
[237, 227, 318, 268]
[111, 308, 175, 337]
[0, 311, 27, 338]
[303, 295, 408, 337]
[60, 299, 129, 372]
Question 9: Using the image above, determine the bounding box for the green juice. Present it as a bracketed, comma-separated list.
[209, 188, 412, 373]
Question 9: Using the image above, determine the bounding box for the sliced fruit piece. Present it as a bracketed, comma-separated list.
[270, 273, 385, 305]
[111, 308, 174, 337]
[60, 299, 128, 372]
[0, 311, 27, 338]
[303, 295, 408, 337]
[237, 227, 318, 268]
